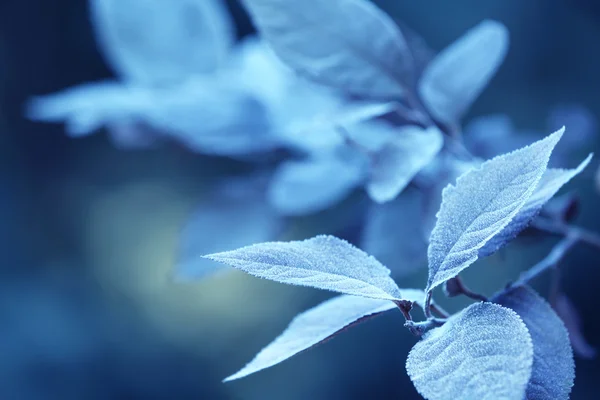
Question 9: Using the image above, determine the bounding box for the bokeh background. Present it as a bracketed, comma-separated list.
[1, 0, 599, 398]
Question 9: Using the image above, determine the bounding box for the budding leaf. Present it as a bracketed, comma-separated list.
[241, 0, 413, 99]
[406, 302, 533, 400]
[90, 0, 234, 84]
[204, 235, 403, 300]
[479, 153, 592, 257]
[426, 129, 563, 292]
[366, 126, 444, 203]
[494, 286, 574, 400]
[225, 293, 421, 381]
[419, 20, 509, 123]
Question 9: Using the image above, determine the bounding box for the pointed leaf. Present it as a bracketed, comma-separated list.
[361, 190, 427, 276]
[426, 129, 563, 292]
[419, 20, 509, 123]
[224, 294, 397, 381]
[268, 152, 366, 216]
[176, 176, 282, 280]
[367, 126, 443, 203]
[90, 0, 234, 84]
[479, 154, 592, 257]
[494, 286, 574, 400]
[406, 302, 533, 400]
[554, 293, 597, 359]
[205, 235, 403, 300]
[241, 0, 412, 99]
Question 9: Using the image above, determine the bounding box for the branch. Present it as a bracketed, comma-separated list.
[507, 234, 578, 291]
[532, 218, 600, 249]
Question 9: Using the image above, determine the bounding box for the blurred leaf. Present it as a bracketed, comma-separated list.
[494, 286, 574, 400]
[366, 126, 443, 203]
[361, 190, 427, 276]
[426, 129, 563, 292]
[90, 0, 234, 84]
[176, 175, 283, 280]
[267, 151, 366, 216]
[406, 302, 533, 400]
[553, 294, 597, 359]
[241, 0, 413, 98]
[419, 20, 509, 124]
[205, 235, 404, 300]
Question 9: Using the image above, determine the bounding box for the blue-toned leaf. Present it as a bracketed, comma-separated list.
[241, 0, 412, 99]
[479, 154, 592, 257]
[554, 294, 597, 359]
[426, 129, 563, 292]
[90, 0, 234, 84]
[224, 294, 396, 381]
[268, 151, 366, 216]
[25, 81, 154, 137]
[142, 77, 277, 157]
[361, 189, 427, 276]
[494, 286, 574, 400]
[176, 175, 283, 280]
[204, 235, 403, 300]
[419, 20, 509, 123]
[367, 126, 443, 203]
[406, 302, 533, 400]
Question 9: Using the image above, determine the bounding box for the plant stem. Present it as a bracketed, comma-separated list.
[508, 235, 578, 290]
[445, 276, 488, 302]
[532, 218, 600, 249]
[424, 291, 433, 319]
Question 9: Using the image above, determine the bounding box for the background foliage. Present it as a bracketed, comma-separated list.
[0, 0, 599, 398]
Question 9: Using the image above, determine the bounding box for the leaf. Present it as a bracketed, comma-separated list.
[25, 81, 155, 137]
[225, 292, 427, 381]
[494, 286, 574, 400]
[366, 126, 443, 203]
[204, 235, 403, 300]
[406, 302, 533, 400]
[419, 20, 509, 124]
[479, 154, 592, 257]
[176, 175, 283, 280]
[553, 293, 597, 359]
[426, 129, 563, 292]
[361, 189, 427, 276]
[90, 0, 234, 84]
[241, 0, 413, 99]
[142, 76, 278, 157]
[267, 151, 366, 216]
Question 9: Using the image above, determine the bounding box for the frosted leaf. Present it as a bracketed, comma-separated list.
[90, 0, 234, 84]
[479, 154, 592, 257]
[241, 0, 413, 99]
[494, 286, 574, 400]
[267, 152, 366, 216]
[419, 20, 509, 123]
[406, 302, 533, 400]
[426, 129, 563, 292]
[367, 126, 443, 203]
[204, 235, 403, 300]
[224, 294, 400, 381]
[176, 175, 282, 280]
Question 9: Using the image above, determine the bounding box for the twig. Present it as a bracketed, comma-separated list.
[424, 291, 433, 319]
[532, 218, 600, 249]
[430, 303, 450, 319]
[507, 235, 578, 290]
[444, 276, 488, 302]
